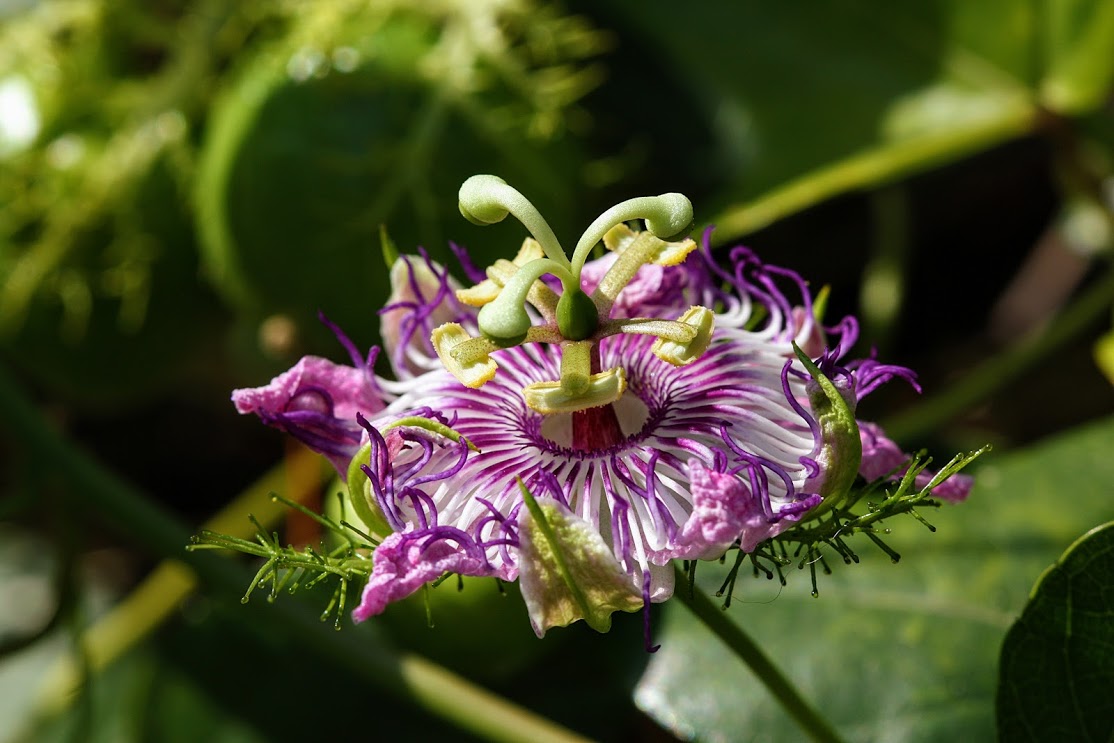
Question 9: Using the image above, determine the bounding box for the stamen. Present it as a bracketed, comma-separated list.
[650, 306, 714, 366]
[432, 323, 498, 388]
[456, 239, 558, 320]
[615, 318, 698, 344]
[591, 227, 696, 319]
[569, 193, 694, 280]
[603, 223, 698, 267]
[448, 335, 500, 365]
[458, 175, 571, 272]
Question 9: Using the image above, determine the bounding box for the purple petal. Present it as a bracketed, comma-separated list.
[352, 528, 500, 622]
[858, 421, 909, 481]
[859, 421, 973, 503]
[232, 355, 384, 473]
[669, 459, 776, 559]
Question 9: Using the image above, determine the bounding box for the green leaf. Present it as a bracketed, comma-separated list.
[601, 0, 1114, 238]
[195, 8, 590, 352]
[997, 521, 1114, 741]
[1040, 0, 1114, 114]
[636, 416, 1114, 742]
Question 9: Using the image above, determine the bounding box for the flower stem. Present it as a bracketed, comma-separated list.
[672, 564, 846, 743]
[0, 363, 590, 743]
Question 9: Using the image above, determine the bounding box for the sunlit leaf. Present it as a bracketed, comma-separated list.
[636, 416, 1114, 742]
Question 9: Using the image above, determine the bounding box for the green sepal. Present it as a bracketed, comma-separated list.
[516, 481, 643, 636]
[379, 224, 399, 268]
[346, 443, 393, 539]
[792, 342, 861, 518]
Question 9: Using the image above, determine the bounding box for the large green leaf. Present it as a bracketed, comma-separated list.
[195, 7, 592, 353]
[635, 416, 1114, 742]
[600, 0, 1114, 238]
[997, 521, 1114, 741]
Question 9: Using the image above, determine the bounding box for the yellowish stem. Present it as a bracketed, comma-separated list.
[33, 445, 331, 718]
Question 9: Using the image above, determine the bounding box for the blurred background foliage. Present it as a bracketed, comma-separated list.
[1, 0, 1113, 741]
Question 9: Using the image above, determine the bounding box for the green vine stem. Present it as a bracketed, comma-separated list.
[0, 363, 590, 743]
[710, 103, 1035, 239]
[32, 444, 330, 719]
[672, 564, 847, 743]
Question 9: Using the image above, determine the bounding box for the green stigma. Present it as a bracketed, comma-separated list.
[433, 176, 711, 415]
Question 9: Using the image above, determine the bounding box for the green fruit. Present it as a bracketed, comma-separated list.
[379, 576, 558, 683]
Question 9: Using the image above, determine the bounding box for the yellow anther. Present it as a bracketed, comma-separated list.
[602, 224, 697, 267]
[432, 323, 499, 388]
[456, 238, 548, 307]
[651, 306, 714, 366]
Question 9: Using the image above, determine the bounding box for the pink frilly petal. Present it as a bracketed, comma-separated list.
[232, 355, 383, 422]
[920, 473, 973, 503]
[667, 459, 779, 559]
[858, 421, 909, 481]
[858, 422, 973, 503]
[232, 355, 384, 473]
[351, 529, 509, 623]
